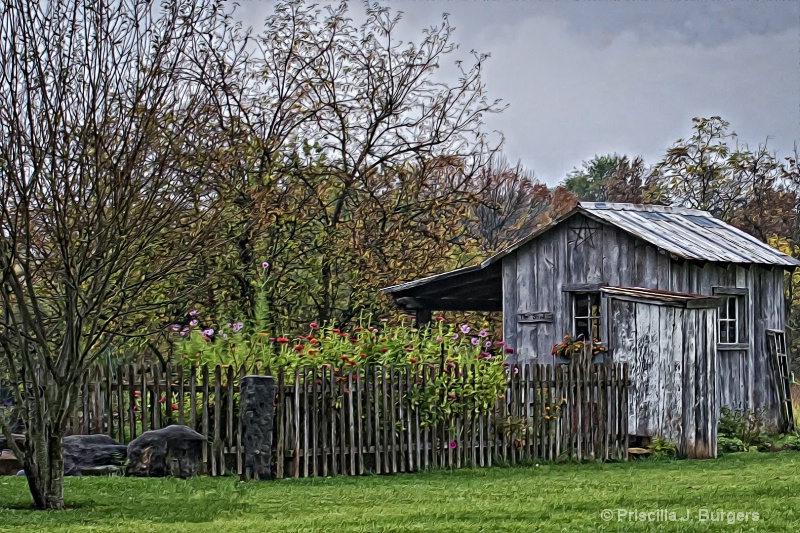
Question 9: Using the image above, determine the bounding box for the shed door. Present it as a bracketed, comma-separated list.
[608, 298, 683, 442]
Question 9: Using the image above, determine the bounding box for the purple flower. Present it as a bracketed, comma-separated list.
[513, 367, 519, 374]
[460, 324, 470, 334]
[179, 331, 187, 337]
[436, 336, 443, 343]
[451, 333, 459, 340]
[202, 328, 214, 337]
[232, 322, 244, 332]
[189, 310, 198, 317]
[470, 337, 479, 345]
[484, 340, 492, 348]
[227, 323, 232, 328]
[449, 441, 457, 449]
[262, 261, 270, 269]
[478, 330, 488, 337]
[171, 324, 181, 332]
[189, 319, 198, 327]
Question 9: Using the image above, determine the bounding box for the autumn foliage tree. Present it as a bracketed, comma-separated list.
[0, 0, 240, 509]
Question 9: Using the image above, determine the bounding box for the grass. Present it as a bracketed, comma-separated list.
[1, 452, 799, 532]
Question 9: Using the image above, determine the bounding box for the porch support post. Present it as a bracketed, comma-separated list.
[414, 308, 432, 328]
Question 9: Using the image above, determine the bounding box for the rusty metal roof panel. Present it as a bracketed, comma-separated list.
[578, 202, 800, 267]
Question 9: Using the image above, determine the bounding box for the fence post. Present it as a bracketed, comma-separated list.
[239, 375, 276, 481]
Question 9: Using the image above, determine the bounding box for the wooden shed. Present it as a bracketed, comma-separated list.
[383, 202, 799, 458]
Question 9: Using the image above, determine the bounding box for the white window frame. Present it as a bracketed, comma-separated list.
[718, 295, 739, 344]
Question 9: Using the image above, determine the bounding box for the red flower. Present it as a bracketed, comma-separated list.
[309, 349, 318, 355]
[158, 396, 166, 404]
[171, 404, 179, 410]
[309, 322, 319, 330]
[276, 337, 289, 343]
[134, 391, 141, 398]
[350, 338, 358, 343]
[294, 345, 304, 352]
[354, 327, 362, 332]
[332, 328, 341, 334]
[360, 353, 367, 359]
[309, 338, 319, 344]
[504, 347, 514, 354]
[380, 348, 388, 353]
[436, 315, 445, 321]
[339, 356, 349, 361]
[409, 358, 418, 364]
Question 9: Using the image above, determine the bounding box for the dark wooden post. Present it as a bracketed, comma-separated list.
[239, 375, 276, 481]
[414, 308, 432, 328]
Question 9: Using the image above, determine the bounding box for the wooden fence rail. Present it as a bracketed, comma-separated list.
[69, 362, 629, 478]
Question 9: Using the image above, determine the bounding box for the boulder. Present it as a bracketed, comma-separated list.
[127, 425, 205, 479]
[0, 450, 23, 476]
[63, 434, 128, 476]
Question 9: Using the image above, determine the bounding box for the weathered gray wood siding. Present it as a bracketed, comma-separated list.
[502, 213, 787, 428]
[609, 298, 718, 458]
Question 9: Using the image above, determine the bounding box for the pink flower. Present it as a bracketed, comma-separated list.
[470, 337, 479, 345]
[262, 261, 270, 269]
[504, 347, 514, 354]
[478, 330, 488, 337]
[436, 316, 445, 321]
[158, 396, 166, 404]
[189, 319, 198, 327]
[460, 324, 470, 334]
[449, 441, 457, 449]
[309, 322, 319, 330]
[436, 337, 443, 343]
[171, 404, 179, 410]
[496, 341, 506, 346]
[189, 310, 198, 317]
[484, 340, 492, 348]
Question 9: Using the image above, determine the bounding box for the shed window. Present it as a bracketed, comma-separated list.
[718, 295, 740, 344]
[573, 292, 602, 341]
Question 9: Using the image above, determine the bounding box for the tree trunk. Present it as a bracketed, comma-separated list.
[23, 427, 66, 510]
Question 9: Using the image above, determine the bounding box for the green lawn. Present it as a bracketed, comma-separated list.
[1, 452, 799, 532]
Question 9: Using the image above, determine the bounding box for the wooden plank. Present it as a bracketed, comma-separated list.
[276, 368, 285, 479]
[292, 367, 301, 478]
[141, 365, 149, 435]
[164, 363, 173, 426]
[321, 365, 328, 477]
[152, 364, 161, 430]
[348, 368, 356, 476]
[311, 366, 319, 478]
[213, 365, 223, 476]
[237, 366, 245, 477]
[128, 364, 136, 440]
[177, 365, 185, 427]
[226, 365, 234, 468]
[396, 365, 406, 472]
[503, 253, 519, 356]
[201, 365, 209, 474]
[302, 365, 309, 478]
[339, 367, 347, 475]
[414, 366, 422, 471]
[373, 366, 382, 474]
[404, 365, 414, 472]
[356, 366, 365, 475]
[115, 365, 125, 442]
[189, 366, 197, 431]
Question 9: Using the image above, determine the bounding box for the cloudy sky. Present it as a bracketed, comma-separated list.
[235, 1, 800, 185]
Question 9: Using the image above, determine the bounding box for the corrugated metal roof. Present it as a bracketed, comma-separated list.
[483, 202, 800, 268]
[578, 202, 800, 266]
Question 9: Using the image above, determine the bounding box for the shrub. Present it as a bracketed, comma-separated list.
[647, 436, 677, 459]
[718, 406, 767, 450]
[718, 436, 747, 454]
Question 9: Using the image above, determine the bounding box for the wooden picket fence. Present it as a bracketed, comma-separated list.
[69, 362, 629, 477]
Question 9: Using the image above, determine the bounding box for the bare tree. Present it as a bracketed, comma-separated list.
[0, 0, 238, 509]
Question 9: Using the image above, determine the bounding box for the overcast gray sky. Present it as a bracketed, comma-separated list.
[235, 0, 800, 185]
